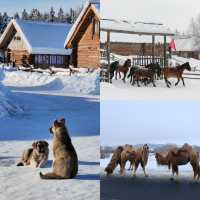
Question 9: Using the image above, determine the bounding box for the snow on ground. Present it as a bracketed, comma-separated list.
[0, 136, 100, 200]
[1, 66, 100, 96]
[0, 66, 100, 199]
[101, 55, 200, 101]
[0, 69, 23, 118]
[101, 153, 194, 180]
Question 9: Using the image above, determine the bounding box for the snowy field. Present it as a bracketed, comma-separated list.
[0, 67, 100, 200]
[101, 55, 200, 101]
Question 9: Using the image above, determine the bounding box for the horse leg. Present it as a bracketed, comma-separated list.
[152, 77, 156, 87]
[164, 77, 170, 88]
[181, 77, 185, 86]
[175, 78, 180, 86]
[119, 72, 121, 79]
[137, 77, 140, 87]
[141, 162, 148, 177]
[115, 70, 118, 80]
[123, 72, 126, 83]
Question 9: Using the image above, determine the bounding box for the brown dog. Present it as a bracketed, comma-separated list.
[17, 140, 49, 168]
[40, 118, 78, 179]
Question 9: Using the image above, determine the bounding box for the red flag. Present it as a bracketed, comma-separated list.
[169, 39, 176, 51]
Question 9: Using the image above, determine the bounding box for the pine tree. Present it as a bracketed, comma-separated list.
[22, 9, 29, 20]
[49, 7, 55, 22]
[58, 8, 64, 22]
[14, 12, 20, 19]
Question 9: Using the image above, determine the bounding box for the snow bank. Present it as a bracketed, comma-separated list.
[2, 68, 100, 96]
[0, 69, 23, 118]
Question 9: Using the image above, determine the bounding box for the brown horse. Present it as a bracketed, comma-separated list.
[155, 143, 200, 181]
[163, 62, 191, 88]
[133, 68, 156, 87]
[115, 59, 132, 82]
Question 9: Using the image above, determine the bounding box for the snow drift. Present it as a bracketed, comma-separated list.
[2, 68, 100, 96]
[0, 69, 23, 118]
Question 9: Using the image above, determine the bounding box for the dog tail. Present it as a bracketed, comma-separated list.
[16, 162, 24, 166]
[40, 172, 70, 179]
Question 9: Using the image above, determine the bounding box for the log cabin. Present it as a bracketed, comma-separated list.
[0, 19, 72, 68]
[64, 1, 100, 68]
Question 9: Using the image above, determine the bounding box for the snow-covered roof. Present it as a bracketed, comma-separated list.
[65, 1, 100, 48]
[101, 19, 174, 36]
[174, 36, 199, 52]
[0, 19, 72, 55]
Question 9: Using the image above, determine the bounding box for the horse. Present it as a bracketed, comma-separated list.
[163, 62, 191, 88]
[145, 62, 162, 80]
[115, 59, 132, 82]
[109, 61, 119, 83]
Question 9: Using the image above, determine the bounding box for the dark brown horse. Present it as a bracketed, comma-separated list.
[133, 68, 156, 87]
[163, 62, 191, 88]
[115, 59, 132, 82]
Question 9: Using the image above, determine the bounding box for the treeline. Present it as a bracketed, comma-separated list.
[0, 6, 83, 33]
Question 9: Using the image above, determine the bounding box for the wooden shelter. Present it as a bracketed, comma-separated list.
[65, 1, 100, 68]
[101, 19, 175, 72]
[0, 19, 72, 68]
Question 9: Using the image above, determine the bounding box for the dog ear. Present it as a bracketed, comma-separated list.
[32, 142, 37, 149]
[54, 120, 59, 127]
[60, 118, 65, 124]
[43, 141, 49, 147]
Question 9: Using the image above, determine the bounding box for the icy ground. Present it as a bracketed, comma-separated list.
[0, 68, 100, 199]
[101, 153, 194, 180]
[101, 55, 200, 101]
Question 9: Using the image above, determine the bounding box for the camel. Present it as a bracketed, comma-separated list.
[155, 143, 200, 181]
[104, 146, 123, 176]
[120, 144, 149, 177]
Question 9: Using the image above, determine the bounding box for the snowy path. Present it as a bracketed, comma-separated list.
[101, 78, 200, 101]
[0, 137, 100, 200]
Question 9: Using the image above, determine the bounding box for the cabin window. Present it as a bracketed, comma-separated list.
[56, 56, 64, 65]
[35, 55, 64, 66]
[93, 20, 100, 37]
[14, 36, 21, 40]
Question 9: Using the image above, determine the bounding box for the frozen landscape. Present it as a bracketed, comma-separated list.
[101, 55, 200, 101]
[0, 66, 100, 200]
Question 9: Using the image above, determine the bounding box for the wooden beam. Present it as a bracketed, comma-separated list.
[106, 31, 111, 82]
[101, 28, 175, 37]
[152, 35, 155, 63]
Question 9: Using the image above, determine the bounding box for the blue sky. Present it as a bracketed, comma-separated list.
[0, 0, 84, 16]
[101, 101, 200, 146]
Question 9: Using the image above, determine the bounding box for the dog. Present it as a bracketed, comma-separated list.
[40, 118, 78, 179]
[17, 140, 49, 168]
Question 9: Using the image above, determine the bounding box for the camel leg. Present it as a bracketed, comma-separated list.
[141, 162, 148, 177]
[191, 162, 199, 181]
[133, 161, 139, 177]
[170, 165, 178, 180]
[120, 160, 126, 176]
[119, 72, 121, 79]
